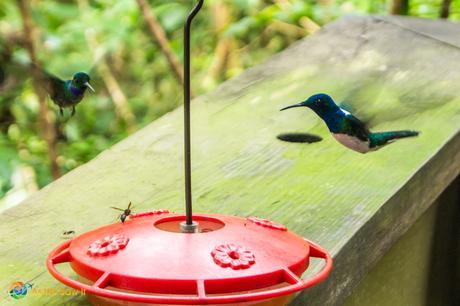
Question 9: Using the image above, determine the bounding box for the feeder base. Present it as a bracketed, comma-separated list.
[86, 294, 292, 306]
[47, 214, 332, 306]
[78, 275, 293, 306]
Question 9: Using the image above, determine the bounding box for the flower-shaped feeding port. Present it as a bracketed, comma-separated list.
[247, 217, 287, 231]
[87, 234, 129, 257]
[130, 209, 170, 219]
[211, 243, 256, 270]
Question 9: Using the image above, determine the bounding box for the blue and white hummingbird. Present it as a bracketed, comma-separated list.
[280, 93, 419, 154]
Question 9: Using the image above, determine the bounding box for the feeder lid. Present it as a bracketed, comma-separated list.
[47, 212, 332, 304]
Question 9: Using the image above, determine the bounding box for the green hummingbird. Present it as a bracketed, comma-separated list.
[281, 93, 419, 154]
[33, 66, 95, 116]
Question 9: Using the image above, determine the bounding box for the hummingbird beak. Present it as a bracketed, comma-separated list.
[85, 82, 95, 93]
[280, 102, 306, 111]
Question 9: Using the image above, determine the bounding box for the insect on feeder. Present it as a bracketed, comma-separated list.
[46, 1, 333, 305]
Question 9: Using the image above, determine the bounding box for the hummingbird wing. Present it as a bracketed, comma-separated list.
[342, 113, 370, 142]
[338, 72, 454, 129]
[339, 90, 374, 129]
[88, 48, 107, 75]
[71, 48, 108, 94]
[30, 64, 65, 100]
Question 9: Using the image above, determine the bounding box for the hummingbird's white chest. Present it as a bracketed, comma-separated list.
[332, 133, 371, 154]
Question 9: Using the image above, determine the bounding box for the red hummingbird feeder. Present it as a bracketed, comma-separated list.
[46, 1, 332, 305]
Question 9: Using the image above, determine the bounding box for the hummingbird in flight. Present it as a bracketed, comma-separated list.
[33, 66, 95, 117]
[281, 93, 419, 154]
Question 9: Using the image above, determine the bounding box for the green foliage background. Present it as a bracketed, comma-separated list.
[0, 0, 459, 200]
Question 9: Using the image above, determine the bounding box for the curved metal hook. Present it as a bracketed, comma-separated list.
[184, 0, 204, 226]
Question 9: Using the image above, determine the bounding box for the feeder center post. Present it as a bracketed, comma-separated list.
[181, 0, 204, 233]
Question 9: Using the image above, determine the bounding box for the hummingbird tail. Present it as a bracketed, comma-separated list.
[369, 130, 419, 148]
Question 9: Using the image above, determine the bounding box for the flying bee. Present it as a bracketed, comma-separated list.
[111, 202, 133, 223]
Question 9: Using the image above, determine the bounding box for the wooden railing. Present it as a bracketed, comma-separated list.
[0, 15, 459, 306]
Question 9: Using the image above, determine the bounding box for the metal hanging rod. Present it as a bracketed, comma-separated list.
[183, 0, 204, 229]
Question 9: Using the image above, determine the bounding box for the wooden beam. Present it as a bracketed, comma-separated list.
[0, 16, 459, 306]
